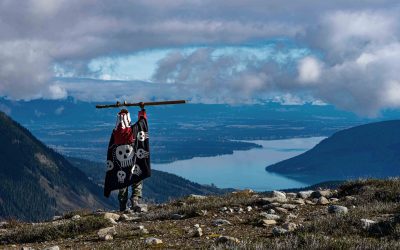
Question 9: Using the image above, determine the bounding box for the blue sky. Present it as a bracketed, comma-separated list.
[0, 0, 400, 116]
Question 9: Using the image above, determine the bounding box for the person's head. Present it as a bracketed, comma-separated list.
[115, 109, 131, 129]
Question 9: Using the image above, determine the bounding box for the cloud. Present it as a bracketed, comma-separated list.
[297, 57, 322, 84]
[0, 0, 400, 115]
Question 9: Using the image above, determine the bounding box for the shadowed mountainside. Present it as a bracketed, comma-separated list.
[0, 111, 114, 221]
[267, 120, 400, 182]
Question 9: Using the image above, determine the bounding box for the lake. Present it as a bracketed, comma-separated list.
[153, 137, 326, 191]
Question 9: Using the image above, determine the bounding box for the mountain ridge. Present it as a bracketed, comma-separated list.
[0, 111, 113, 221]
[266, 120, 400, 182]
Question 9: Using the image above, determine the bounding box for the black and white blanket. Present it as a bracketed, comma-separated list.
[104, 114, 151, 197]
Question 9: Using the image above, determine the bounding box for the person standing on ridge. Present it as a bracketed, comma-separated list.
[103, 107, 151, 212]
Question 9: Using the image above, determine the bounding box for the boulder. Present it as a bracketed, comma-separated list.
[291, 198, 305, 205]
[71, 215, 80, 221]
[104, 212, 120, 221]
[260, 212, 280, 220]
[193, 226, 203, 237]
[212, 219, 232, 226]
[272, 227, 288, 236]
[360, 219, 377, 229]
[261, 219, 277, 226]
[246, 206, 252, 212]
[189, 194, 207, 200]
[272, 191, 286, 199]
[328, 205, 348, 214]
[267, 209, 276, 214]
[305, 200, 315, 205]
[104, 234, 113, 241]
[275, 207, 289, 214]
[344, 196, 357, 202]
[282, 222, 298, 232]
[97, 227, 117, 239]
[258, 197, 287, 205]
[329, 198, 339, 203]
[317, 197, 329, 205]
[286, 192, 297, 199]
[281, 204, 297, 210]
[43, 247, 60, 250]
[171, 214, 185, 220]
[311, 190, 331, 199]
[215, 236, 240, 244]
[107, 218, 118, 225]
[297, 191, 313, 199]
[52, 216, 62, 221]
[145, 237, 163, 245]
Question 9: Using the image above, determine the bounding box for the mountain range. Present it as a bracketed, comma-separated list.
[267, 120, 400, 182]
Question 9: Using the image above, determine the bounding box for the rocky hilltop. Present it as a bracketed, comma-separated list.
[1, 178, 400, 249]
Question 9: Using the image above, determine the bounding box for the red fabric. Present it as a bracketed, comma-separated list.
[138, 110, 147, 120]
[113, 126, 134, 145]
[113, 110, 146, 145]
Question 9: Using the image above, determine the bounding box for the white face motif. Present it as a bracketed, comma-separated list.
[106, 160, 114, 171]
[137, 131, 149, 142]
[117, 170, 126, 183]
[131, 164, 142, 176]
[136, 148, 149, 159]
[115, 145, 134, 167]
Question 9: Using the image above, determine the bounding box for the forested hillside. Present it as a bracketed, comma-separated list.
[0, 112, 113, 221]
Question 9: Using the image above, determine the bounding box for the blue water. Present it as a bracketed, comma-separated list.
[153, 137, 325, 191]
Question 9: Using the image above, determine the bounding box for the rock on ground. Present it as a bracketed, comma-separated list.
[43, 247, 60, 250]
[272, 191, 286, 199]
[145, 237, 163, 245]
[272, 227, 288, 236]
[281, 204, 297, 210]
[297, 191, 313, 199]
[286, 192, 297, 199]
[261, 219, 277, 226]
[71, 215, 80, 221]
[215, 236, 240, 244]
[212, 219, 232, 226]
[189, 194, 207, 200]
[361, 219, 377, 229]
[171, 213, 185, 220]
[311, 190, 332, 198]
[282, 222, 298, 232]
[193, 227, 203, 237]
[317, 197, 330, 205]
[104, 212, 120, 221]
[97, 227, 117, 239]
[260, 212, 280, 220]
[328, 205, 348, 214]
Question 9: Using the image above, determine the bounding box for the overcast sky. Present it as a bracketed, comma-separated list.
[0, 0, 400, 116]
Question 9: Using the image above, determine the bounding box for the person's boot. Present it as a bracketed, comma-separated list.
[119, 202, 127, 212]
[130, 197, 147, 213]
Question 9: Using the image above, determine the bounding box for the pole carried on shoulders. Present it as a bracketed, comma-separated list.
[96, 100, 187, 109]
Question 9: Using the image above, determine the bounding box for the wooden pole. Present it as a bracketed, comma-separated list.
[95, 100, 187, 109]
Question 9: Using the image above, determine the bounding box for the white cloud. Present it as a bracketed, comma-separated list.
[0, 0, 400, 116]
[297, 57, 322, 84]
